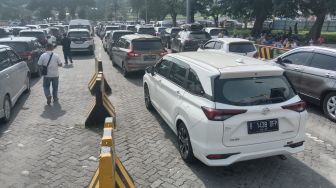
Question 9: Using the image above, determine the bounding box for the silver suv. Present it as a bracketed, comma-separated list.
[274, 46, 336, 121]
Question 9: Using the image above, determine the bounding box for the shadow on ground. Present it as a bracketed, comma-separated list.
[149, 110, 335, 188]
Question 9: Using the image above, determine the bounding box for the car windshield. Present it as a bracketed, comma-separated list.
[229, 42, 256, 53]
[214, 76, 295, 106]
[133, 40, 163, 51]
[68, 32, 90, 38]
[210, 29, 228, 36]
[20, 32, 45, 39]
[69, 25, 90, 31]
[106, 27, 119, 31]
[0, 42, 28, 53]
[39, 25, 48, 29]
[189, 32, 210, 40]
[138, 28, 155, 35]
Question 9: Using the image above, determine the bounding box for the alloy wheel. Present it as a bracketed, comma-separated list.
[327, 96, 336, 118]
[178, 126, 190, 159]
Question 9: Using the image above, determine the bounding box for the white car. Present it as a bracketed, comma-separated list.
[143, 51, 307, 166]
[204, 27, 229, 39]
[103, 31, 112, 51]
[198, 38, 258, 58]
[68, 29, 95, 55]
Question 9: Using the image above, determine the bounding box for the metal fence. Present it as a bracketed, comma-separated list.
[272, 20, 336, 32]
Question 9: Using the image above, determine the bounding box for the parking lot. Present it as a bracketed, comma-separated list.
[0, 38, 336, 188]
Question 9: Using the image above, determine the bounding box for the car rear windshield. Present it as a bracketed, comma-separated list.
[138, 28, 155, 35]
[229, 42, 256, 53]
[112, 32, 133, 41]
[69, 25, 90, 31]
[133, 40, 163, 51]
[189, 32, 210, 40]
[0, 42, 28, 53]
[209, 29, 228, 36]
[20, 32, 45, 39]
[106, 27, 119, 31]
[214, 76, 295, 106]
[68, 32, 90, 38]
[49, 29, 59, 35]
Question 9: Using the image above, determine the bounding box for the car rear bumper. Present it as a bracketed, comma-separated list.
[126, 62, 156, 72]
[70, 45, 94, 52]
[192, 135, 305, 166]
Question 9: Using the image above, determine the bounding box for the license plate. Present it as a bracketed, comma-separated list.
[247, 119, 279, 134]
[144, 55, 156, 61]
[75, 41, 84, 44]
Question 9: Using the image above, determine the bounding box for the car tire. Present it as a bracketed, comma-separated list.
[122, 62, 128, 77]
[144, 85, 154, 111]
[1, 95, 11, 123]
[24, 74, 31, 93]
[323, 92, 336, 122]
[177, 122, 196, 163]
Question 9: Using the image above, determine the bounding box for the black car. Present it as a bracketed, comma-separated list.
[0, 37, 45, 76]
[171, 30, 211, 52]
[160, 27, 182, 49]
[19, 30, 48, 46]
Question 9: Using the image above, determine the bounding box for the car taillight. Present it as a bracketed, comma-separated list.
[20, 52, 33, 60]
[127, 45, 140, 57]
[201, 107, 247, 121]
[160, 50, 168, 56]
[282, 101, 306, 112]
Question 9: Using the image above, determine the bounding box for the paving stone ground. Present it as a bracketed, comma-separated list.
[0, 38, 336, 188]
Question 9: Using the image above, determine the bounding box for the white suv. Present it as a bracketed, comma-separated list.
[143, 51, 307, 166]
[68, 29, 95, 55]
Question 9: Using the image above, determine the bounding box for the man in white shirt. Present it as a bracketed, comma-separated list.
[38, 43, 63, 105]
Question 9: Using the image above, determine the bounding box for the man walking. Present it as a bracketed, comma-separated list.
[38, 43, 63, 105]
[61, 33, 73, 64]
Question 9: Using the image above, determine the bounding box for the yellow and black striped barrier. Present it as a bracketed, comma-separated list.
[89, 58, 112, 95]
[255, 45, 290, 60]
[88, 118, 135, 188]
[85, 73, 116, 127]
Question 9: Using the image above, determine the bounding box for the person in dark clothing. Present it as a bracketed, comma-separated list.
[61, 33, 73, 64]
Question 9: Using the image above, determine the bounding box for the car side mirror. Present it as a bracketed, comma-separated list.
[146, 66, 155, 76]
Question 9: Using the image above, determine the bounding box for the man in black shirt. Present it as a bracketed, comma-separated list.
[61, 33, 73, 64]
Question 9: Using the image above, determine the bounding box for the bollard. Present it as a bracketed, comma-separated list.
[88, 118, 135, 188]
[256, 44, 289, 60]
[85, 73, 116, 127]
[88, 58, 112, 95]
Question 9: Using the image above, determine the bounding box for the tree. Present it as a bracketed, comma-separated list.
[196, 0, 223, 27]
[298, 0, 336, 40]
[222, 0, 273, 37]
[166, 0, 183, 26]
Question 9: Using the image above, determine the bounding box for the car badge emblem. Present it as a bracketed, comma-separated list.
[261, 107, 270, 115]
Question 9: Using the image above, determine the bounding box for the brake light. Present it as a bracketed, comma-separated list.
[127, 45, 140, 57]
[282, 101, 306, 112]
[160, 50, 168, 56]
[201, 107, 247, 121]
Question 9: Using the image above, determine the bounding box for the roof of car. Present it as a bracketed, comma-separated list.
[68, 29, 90, 32]
[0, 37, 37, 42]
[122, 34, 159, 40]
[169, 51, 282, 73]
[287, 46, 336, 53]
[0, 44, 10, 49]
[106, 25, 119, 28]
[215, 38, 251, 43]
[20, 29, 44, 33]
[112, 30, 133, 33]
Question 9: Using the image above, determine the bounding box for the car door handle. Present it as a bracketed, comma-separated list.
[294, 67, 300, 70]
[5, 74, 9, 79]
[176, 91, 181, 96]
[325, 73, 334, 78]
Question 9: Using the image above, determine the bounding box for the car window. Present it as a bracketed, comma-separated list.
[0, 42, 28, 53]
[7, 50, 21, 64]
[309, 53, 336, 71]
[229, 42, 256, 53]
[68, 32, 90, 38]
[214, 42, 222, 49]
[0, 50, 11, 71]
[204, 41, 216, 49]
[169, 63, 187, 87]
[282, 52, 312, 65]
[214, 76, 295, 106]
[132, 40, 163, 51]
[156, 60, 172, 78]
[186, 69, 204, 95]
[189, 32, 211, 40]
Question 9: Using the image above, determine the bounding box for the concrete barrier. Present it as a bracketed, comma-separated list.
[255, 44, 290, 60]
[88, 118, 135, 188]
[85, 73, 116, 127]
[89, 58, 112, 95]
